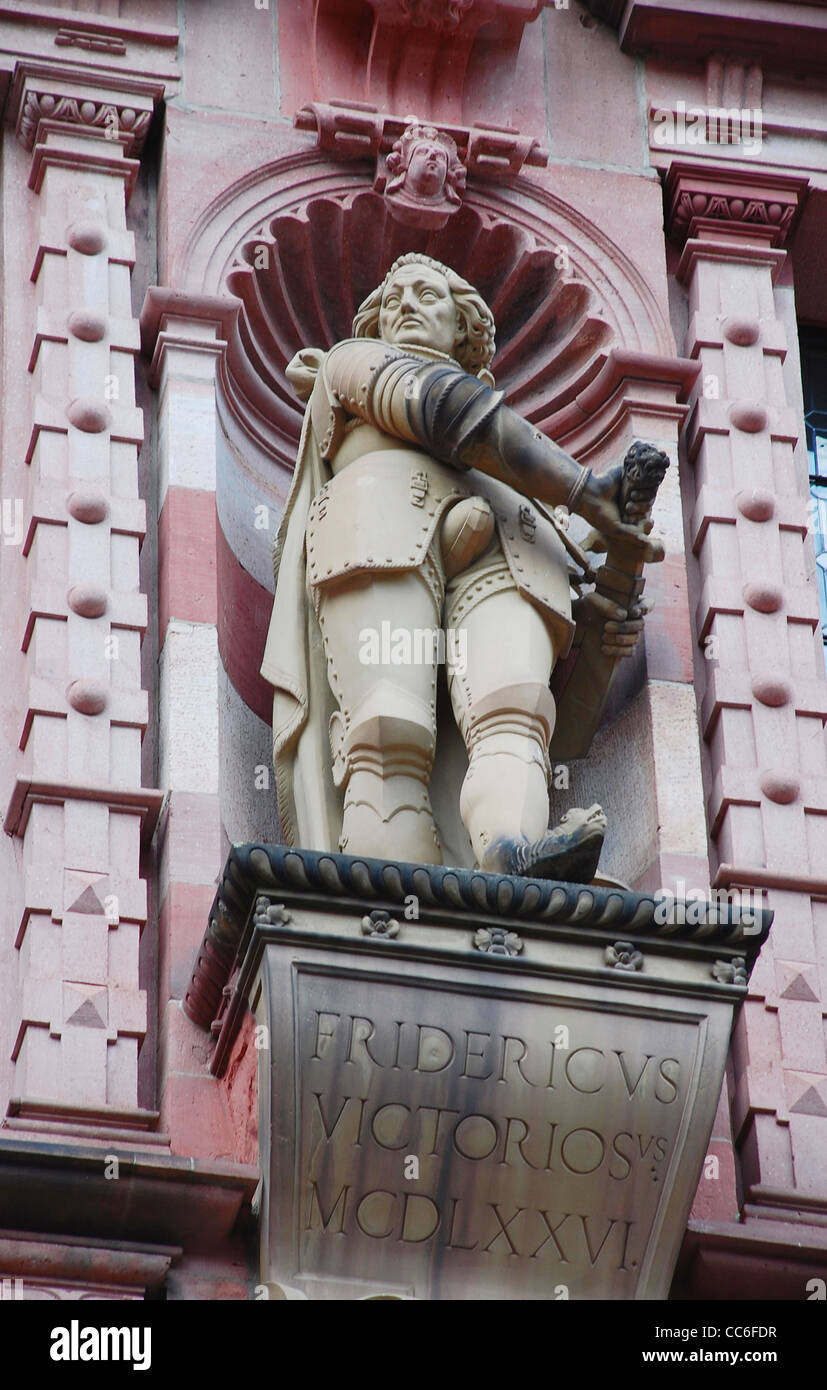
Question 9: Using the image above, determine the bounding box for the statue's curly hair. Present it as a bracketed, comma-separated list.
[352, 253, 496, 376]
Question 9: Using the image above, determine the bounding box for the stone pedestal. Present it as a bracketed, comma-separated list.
[190, 847, 770, 1301]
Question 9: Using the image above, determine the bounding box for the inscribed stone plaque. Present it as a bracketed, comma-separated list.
[258, 942, 731, 1300]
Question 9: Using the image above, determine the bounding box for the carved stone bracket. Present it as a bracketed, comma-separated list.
[582, 0, 827, 77]
[295, 99, 547, 226]
[293, 1, 546, 124]
[297, 99, 547, 173]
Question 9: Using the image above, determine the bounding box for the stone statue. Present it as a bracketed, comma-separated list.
[261, 254, 666, 881]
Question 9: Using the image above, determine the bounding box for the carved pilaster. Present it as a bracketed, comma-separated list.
[3, 64, 166, 1134]
[664, 163, 827, 1217]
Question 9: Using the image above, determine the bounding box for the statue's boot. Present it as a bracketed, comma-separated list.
[331, 689, 443, 865]
[481, 804, 608, 883]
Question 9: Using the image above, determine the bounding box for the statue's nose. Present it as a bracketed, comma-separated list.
[399, 287, 418, 314]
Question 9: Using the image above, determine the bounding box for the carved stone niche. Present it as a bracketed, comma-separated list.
[200, 173, 680, 474]
[186, 846, 771, 1301]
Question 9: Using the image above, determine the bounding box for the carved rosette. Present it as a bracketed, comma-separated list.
[361, 910, 402, 939]
[474, 926, 523, 956]
[605, 941, 644, 972]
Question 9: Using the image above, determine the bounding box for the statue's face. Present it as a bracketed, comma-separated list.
[378, 263, 460, 356]
[405, 142, 449, 199]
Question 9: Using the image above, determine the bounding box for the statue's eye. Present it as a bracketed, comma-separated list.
[420, 290, 438, 302]
[383, 294, 400, 309]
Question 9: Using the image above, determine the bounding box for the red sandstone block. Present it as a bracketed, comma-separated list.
[221, 1010, 259, 1168]
[158, 998, 214, 1080]
[160, 1071, 234, 1161]
[688, 1138, 738, 1223]
[167, 1274, 251, 1301]
[777, 1001, 827, 1073]
[160, 791, 222, 888]
[632, 852, 711, 898]
[159, 881, 217, 1002]
[182, 1, 276, 117]
[643, 555, 695, 685]
[158, 488, 218, 631]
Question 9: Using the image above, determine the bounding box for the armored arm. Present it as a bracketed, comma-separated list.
[322, 339, 581, 501]
[321, 340, 662, 562]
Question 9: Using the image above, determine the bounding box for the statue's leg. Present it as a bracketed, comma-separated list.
[316, 563, 443, 864]
[445, 553, 606, 881]
[445, 554, 554, 856]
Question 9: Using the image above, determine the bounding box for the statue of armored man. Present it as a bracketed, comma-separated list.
[261, 254, 668, 882]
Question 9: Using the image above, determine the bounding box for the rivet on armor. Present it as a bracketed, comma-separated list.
[518, 505, 536, 542]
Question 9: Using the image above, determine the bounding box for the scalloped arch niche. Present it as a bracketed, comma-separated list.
[177, 155, 673, 468]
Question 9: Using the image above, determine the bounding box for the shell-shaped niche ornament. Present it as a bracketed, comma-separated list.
[223, 192, 614, 463]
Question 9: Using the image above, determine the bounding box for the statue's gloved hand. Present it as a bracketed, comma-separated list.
[571, 590, 654, 658]
[576, 461, 665, 564]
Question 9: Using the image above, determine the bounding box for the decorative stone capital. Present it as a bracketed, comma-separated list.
[664, 162, 809, 252]
[8, 61, 165, 185]
[139, 289, 234, 390]
[184, 843, 772, 1069]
